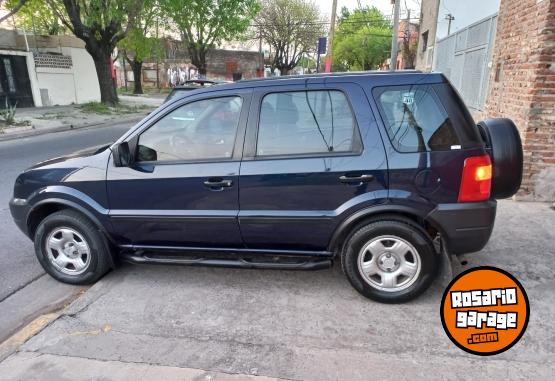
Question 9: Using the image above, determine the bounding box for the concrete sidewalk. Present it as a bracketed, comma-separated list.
[1, 200, 554, 380]
[0, 352, 285, 381]
[0, 95, 163, 142]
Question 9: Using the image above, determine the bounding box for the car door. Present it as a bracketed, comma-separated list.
[238, 82, 388, 253]
[106, 89, 250, 249]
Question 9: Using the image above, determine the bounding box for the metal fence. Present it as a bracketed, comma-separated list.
[433, 14, 497, 113]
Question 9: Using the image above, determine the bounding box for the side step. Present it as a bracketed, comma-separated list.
[121, 253, 332, 271]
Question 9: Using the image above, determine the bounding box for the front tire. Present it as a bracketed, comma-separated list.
[341, 218, 438, 303]
[34, 210, 111, 285]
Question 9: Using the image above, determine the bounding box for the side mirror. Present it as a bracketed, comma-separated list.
[113, 142, 133, 167]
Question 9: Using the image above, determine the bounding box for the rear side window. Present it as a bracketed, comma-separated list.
[256, 90, 360, 156]
[373, 84, 480, 153]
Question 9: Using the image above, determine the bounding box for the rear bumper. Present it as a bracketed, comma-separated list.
[9, 198, 31, 237]
[427, 200, 497, 255]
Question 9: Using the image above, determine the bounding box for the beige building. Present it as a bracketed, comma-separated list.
[415, 0, 440, 71]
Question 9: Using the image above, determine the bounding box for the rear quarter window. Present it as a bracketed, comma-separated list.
[373, 83, 482, 153]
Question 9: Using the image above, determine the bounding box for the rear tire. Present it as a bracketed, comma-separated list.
[341, 219, 437, 303]
[478, 118, 523, 199]
[34, 210, 111, 285]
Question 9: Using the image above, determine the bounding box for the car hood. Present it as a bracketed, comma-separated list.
[27, 144, 111, 170]
[13, 145, 113, 200]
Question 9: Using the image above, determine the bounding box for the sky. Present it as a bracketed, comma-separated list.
[318, 0, 422, 21]
[436, 0, 500, 39]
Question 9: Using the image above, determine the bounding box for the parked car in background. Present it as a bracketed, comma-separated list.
[10, 72, 523, 303]
[164, 79, 228, 103]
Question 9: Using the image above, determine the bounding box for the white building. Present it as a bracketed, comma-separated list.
[0, 29, 100, 107]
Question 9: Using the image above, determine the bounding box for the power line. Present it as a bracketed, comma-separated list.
[441, 0, 452, 14]
[250, 18, 419, 29]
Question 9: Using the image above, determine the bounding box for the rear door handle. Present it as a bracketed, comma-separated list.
[339, 174, 374, 184]
[203, 178, 233, 189]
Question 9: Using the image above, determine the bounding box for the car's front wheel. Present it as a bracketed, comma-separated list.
[341, 218, 438, 303]
[34, 210, 111, 285]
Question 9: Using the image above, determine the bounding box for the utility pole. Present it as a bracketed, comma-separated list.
[402, 9, 411, 70]
[445, 13, 455, 35]
[325, 0, 338, 73]
[122, 50, 128, 91]
[390, 0, 401, 71]
[155, 16, 160, 90]
[259, 25, 264, 77]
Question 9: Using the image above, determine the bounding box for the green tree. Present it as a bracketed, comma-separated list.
[118, 0, 162, 94]
[256, 0, 324, 75]
[45, 0, 145, 105]
[0, 0, 27, 23]
[332, 6, 391, 71]
[8, 0, 66, 35]
[159, 0, 260, 77]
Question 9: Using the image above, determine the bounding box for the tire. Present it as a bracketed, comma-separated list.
[34, 209, 111, 285]
[341, 218, 438, 303]
[477, 118, 523, 199]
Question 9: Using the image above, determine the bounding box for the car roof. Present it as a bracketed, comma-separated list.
[162, 71, 447, 104]
[193, 71, 445, 92]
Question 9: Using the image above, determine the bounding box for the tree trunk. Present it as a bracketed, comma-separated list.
[190, 47, 208, 78]
[89, 48, 119, 106]
[131, 60, 143, 94]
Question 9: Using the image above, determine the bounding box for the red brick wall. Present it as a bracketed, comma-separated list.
[485, 0, 555, 200]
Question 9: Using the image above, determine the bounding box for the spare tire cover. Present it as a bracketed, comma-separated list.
[477, 118, 523, 199]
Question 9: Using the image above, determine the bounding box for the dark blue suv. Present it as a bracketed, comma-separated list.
[9, 72, 523, 302]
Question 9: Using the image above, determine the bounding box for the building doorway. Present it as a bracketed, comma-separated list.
[0, 55, 34, 108]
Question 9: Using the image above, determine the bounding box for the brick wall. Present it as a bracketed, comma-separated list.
[485, 0, 555, 200]
[117, 43, 263, 89]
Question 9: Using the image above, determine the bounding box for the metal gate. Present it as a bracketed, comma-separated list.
[0, 55, 35, 108]
[433, 14, 497, 113]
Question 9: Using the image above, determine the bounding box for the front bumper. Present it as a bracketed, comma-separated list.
[9, 198, 31, 237]
[427, 200, 497, 255]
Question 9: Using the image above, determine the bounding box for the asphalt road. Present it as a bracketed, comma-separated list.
[0, 121, 134, 302]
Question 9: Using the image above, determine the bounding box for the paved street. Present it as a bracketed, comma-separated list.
[1, 195, 554, 378]
[0, 122, 135, 339]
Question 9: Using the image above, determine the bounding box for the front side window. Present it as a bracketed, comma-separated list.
[256, 90, 358, 156]
[137, 96, 242, 162]
[373, 84, 460, 152]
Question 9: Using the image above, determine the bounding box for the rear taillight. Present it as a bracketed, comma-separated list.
[458, 155, 492, 202]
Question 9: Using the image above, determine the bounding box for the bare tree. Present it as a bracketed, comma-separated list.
[257, 0, 324, 75]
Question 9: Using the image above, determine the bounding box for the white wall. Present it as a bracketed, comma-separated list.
[68, 47, 100, 104]
[36, 67, 76, 106]
[34, 47, 100, 106]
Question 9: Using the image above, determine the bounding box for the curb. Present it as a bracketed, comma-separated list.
[0, 113, 147, 143]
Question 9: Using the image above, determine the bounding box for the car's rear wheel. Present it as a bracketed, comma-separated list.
[34, 210, 111, 285]
[477, 118, 523, 199]
[341, 218, 438, 303]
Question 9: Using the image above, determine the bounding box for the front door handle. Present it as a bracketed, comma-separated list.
[339, 174, 374, 184]
[203, 178, 233, 189]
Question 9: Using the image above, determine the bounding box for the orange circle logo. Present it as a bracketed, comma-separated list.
[440, 266, 529, 356]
